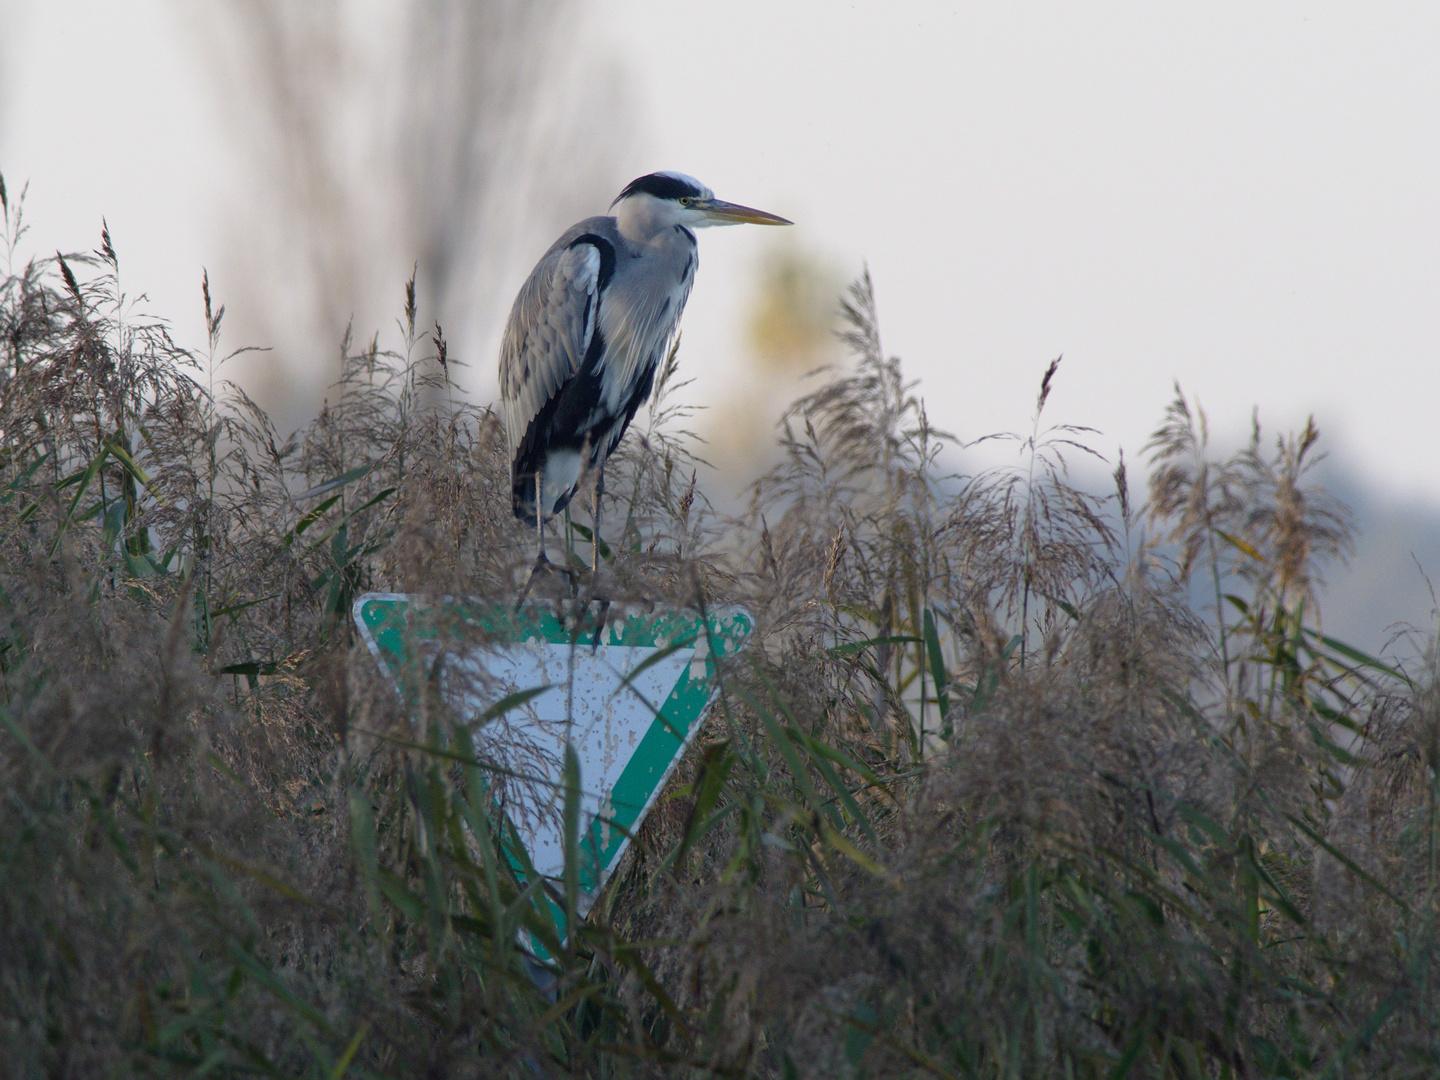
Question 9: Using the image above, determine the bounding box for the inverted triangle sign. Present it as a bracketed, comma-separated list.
[353, 593, 752, 948]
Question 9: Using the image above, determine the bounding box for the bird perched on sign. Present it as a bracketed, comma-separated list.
[499, 171, 791, 574]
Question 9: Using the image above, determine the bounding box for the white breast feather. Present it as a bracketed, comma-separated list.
[595, 259, 693, 416]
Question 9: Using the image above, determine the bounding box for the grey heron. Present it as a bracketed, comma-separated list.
[499, 171, 791, 578]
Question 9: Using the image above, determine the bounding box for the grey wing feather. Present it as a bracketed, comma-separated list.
[499, 242, 602, 461]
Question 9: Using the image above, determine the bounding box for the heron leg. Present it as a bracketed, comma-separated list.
[587, 466, 610, 646]
[591, 466, 605, 576]
[537, 473, 546, 563]
[517, 473, 550, 606]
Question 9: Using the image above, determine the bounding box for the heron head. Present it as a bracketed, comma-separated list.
[612, 172, 792, 236]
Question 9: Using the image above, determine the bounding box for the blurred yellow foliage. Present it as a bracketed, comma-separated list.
[745, 244, 844, 375]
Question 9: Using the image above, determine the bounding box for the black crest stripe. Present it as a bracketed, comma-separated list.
[613, 172, 704, 204]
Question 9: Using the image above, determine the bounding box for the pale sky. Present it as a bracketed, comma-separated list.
[4, 2, 1440, 504]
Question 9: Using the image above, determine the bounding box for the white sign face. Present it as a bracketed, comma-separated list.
[441, 641, 693, 913]
[353, 594, 753, 949]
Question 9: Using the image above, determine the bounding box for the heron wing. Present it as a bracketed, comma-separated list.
[498, 241, 602, 461]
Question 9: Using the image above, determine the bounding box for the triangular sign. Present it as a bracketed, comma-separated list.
[353, 593, 752, 952]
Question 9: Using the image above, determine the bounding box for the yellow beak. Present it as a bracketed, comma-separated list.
[696, 198, 793, 226]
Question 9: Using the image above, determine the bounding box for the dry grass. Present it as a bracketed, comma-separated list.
[1, 177, 1438, 1078]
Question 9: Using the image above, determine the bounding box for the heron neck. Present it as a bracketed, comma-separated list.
[613, 199, 685, 248]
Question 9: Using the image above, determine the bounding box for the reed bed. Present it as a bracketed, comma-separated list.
[1, 177, 1436, 1078]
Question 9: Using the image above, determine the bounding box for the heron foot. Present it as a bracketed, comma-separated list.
[581, 563, 618, 604]
[588, 597, 611, 651]
[516, 550, 576, 608]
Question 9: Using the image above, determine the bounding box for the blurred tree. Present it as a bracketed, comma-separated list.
[700, 242, 846, 502]
[179, 0, 629, 423]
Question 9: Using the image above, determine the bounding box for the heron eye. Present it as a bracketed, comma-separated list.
[678, 196, 692, 207]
